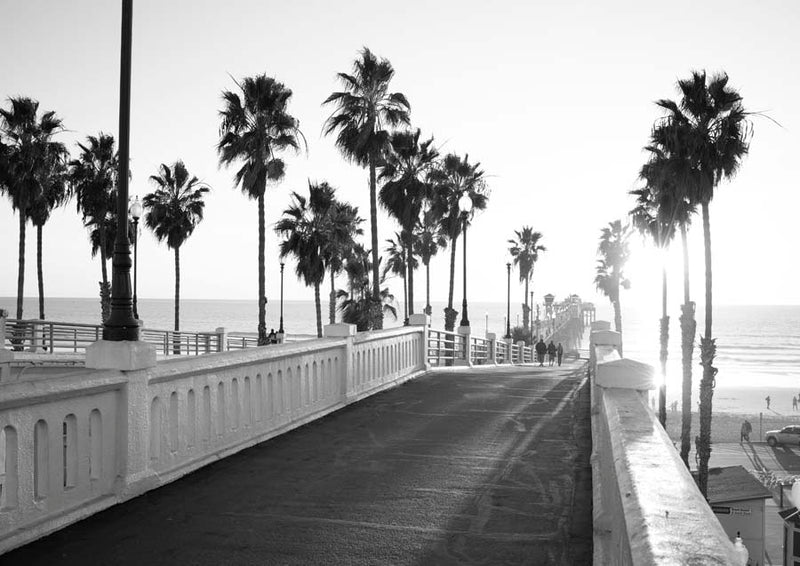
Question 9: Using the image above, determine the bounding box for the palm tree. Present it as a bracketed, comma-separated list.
[382, 232, 417, 322]
[594, 220, 630, 350]
[337, 243, 397, 331]
[276, 181, 337, 338]
[218, 74, 304, 345]
[429, 153, 488, 331]
[656, 71, 752, 496]
[322, 200, 363, 325]
[28, 145, 70, 319]
[323, 47, 411, 330]
[0, 97, 65, 321]
[414, 207, 447, 316]
[638, 139, 697, 463]
[378, 129, 438, 316]
[508, 227, 546, 333]
[143, 161, 209, 335]
[69, 133, 119, 322]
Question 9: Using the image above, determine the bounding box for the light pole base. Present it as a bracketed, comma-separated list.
[86, 340, 157, 370]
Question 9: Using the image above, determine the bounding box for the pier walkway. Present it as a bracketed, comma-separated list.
[1, 361, 592, 565]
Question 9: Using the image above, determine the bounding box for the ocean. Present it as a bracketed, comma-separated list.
[3, 296, 799, 393]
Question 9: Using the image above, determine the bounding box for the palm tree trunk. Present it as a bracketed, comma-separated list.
[613, 296, 622, 356]
[257, 194, 267, 345]
[406, 229, 414, 316]
[679, 224, 695, 467]
[314, 281, 323, 338]
[402, 266, 408, 322]
[329, 271, 336, 325]
[658, 264, 668, 427]
[425, 260, 431, 315]
[444, 234, 458, 331]
[368, 157, 383, 330]
[522, 276, 530, 331]
[14, 213, 26, 351]
[696, 201, 716, 498]
[37, 224, 45, 319]
[173, 246, 181, 354]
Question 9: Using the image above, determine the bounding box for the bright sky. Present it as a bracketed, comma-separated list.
[1, 0, 798, 314]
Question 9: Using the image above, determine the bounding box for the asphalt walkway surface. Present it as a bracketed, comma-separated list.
[3, 361, 592, 566]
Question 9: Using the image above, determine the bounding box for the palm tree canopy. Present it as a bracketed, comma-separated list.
[322, 47, 411, 166]
[69, 133, 118, 227]
[508, 227, 546, 283]
[0, 97, 65, 214]
[594, 220, 631, 301]
[143, 160, 210, 250]
[323, 199, 363, 276]
[414, 208, 447, 265]
[217, 74, 304, 199]
[654, 71, 752, 205]
[429, 153, 489, 238]
[378, 128, 438, 230]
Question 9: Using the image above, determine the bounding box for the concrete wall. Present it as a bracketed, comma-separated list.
[0, 324, 427, 554]
[589, 324, 742, 565]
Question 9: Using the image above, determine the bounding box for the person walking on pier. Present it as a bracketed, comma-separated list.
[547, 341, 556, 366]
[535, 338, 547, 366]
[556, 342, 563, 366]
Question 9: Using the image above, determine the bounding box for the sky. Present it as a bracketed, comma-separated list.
[1, 0, 799, 319]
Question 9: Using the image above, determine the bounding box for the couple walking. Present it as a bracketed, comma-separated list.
[534, 339, 563, 367]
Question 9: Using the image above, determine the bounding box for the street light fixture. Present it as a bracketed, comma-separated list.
[505, 262, 511, 339]
[278, 261, 285, 341]
[129, 196, 143, 320]
[458, 193, 473, 329]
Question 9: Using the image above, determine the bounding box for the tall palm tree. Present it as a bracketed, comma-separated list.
[656, 71, 752, 496]
[218, 74, 304, 345]
[28, 145, 70, 319]
[429, 153, 488, 331]
[276, 181, 338, 338]
[0, 97, 65, 321]
[638, 139, 697, 463]
[383, 232, 417, 322]
[337, 243, 397, 331]
[594, 220, 630, 350]
[378, 129, 438, 316]
[323, 47, 411, 330]
[69, 133, 119, 322]
[414, 207, 447, 316]
[508, 227, 546, 333]
[143, 161, 209, 334]
[322, 200, 363, 325]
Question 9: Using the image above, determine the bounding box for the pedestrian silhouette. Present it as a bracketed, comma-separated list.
[765, 395, 771, 410]
[556, 342, 563, 366]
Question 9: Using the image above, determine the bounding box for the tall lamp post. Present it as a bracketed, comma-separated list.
[103, 0, 138, 341]
[278, 261, 285, 342]
[505, 262, 511, 339]
[458, 194, 473, 329]
[129, 196, 143, 320]
[529, 290, 534, 337]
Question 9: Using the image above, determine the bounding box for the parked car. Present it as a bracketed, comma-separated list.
[765, 426, 800, 447]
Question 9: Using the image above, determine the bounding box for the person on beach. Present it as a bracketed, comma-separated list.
[766, 395, 771, 409]
[556, 343, 564, 366]
[794, 396, 798, 411]
[535, 339, 547, 366]
[740, 420, 752, 442]
[547, 341, 556, 366]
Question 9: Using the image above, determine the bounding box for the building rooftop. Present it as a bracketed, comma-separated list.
[693, 465, 773, 504]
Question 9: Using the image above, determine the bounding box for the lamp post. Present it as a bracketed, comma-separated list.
[505, 262, 511, 339]
[129, 196, 143, 320]
[278, 261, 285, 339]
[529, 290, 534, 337]
[458, 194, 473, 329]
[103, 0, 138, 341]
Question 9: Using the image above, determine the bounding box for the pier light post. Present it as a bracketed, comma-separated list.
[529, 290, 534, 337]
[458, 194, 473, 329]
[129, 196, 143, 320]
[278, 261, 285, 338]
[104, 0, 138, 341]
[505, 262, 511, 339]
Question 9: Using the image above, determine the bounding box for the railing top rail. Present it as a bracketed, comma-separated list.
[353, 325, 424, 344]
[7, 318, 101, 329]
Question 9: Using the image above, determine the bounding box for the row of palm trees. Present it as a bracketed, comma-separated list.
[0, 99, 211, 334]
[1, 47, 512, 345]
[594, 71, 753, 499]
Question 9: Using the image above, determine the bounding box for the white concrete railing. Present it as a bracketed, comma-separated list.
[0, 322, 427, 555]
[589, 322, 741, 565]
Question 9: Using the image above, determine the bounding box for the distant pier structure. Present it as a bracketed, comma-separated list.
[581, 302, 596, 327]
